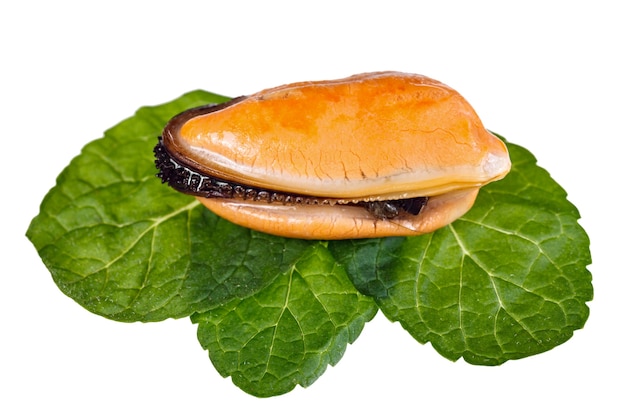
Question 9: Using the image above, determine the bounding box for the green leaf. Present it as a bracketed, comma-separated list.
[192, 243, 377, 397]
[26, 91, 312, 322]
[27, 90, 592, 396]
[330, 140, 593, 365]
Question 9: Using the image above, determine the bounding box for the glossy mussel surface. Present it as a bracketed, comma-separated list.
[155, 71, 511, 239]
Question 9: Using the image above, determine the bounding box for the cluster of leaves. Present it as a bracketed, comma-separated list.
[26, 91, 592, 397]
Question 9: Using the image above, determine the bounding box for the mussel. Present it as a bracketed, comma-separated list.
[155, 71, 510, 239]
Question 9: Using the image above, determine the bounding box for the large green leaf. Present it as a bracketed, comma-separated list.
[26, 91, 312, 322]
[27, 91, 592, 396]
[192, 243, 377, 397]
[330, 140, 593, 365]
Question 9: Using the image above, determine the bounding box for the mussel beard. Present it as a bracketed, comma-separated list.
[154, 138, 428, 220]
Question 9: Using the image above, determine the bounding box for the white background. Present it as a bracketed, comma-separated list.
[2, 1, 623, 415]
